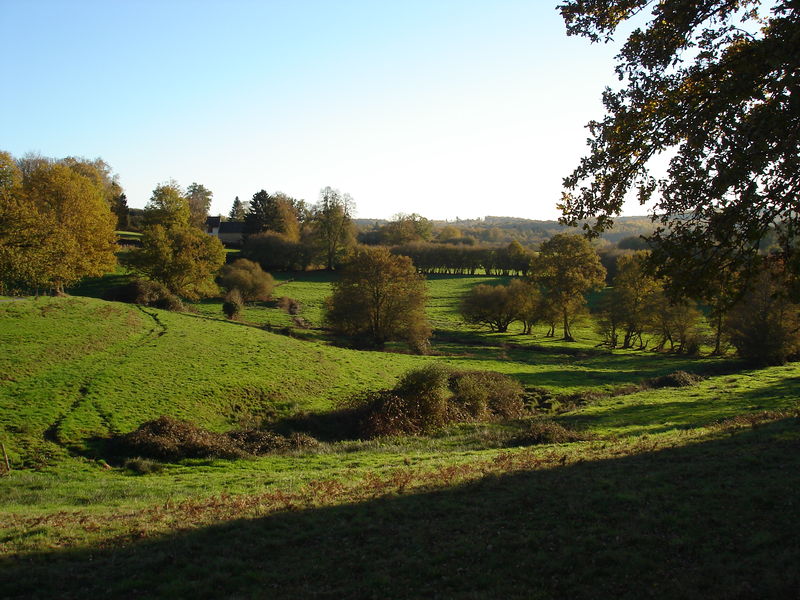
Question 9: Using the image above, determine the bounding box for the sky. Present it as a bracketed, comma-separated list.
[1, 0, 640, 221]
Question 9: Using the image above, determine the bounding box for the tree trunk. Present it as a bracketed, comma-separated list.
[562, 308, 574, 341]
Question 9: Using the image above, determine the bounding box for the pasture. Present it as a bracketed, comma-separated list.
[1, 272, 798, 598]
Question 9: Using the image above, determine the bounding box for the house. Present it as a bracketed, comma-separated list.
[206, 216, 245, 248]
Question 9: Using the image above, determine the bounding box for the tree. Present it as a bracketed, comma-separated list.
[530, 234, 606, 341]
[646, 294, 703, 354]
[379, 213, 434, 245]
[141, 181, 190, 229]
[0, 155, 117, 294]
[325, 246, 431, 352]
[124, 183, 225, 300]
[112, 192, 130, 230]
[312, 186, 356, 270]
[186, 182, 213, 229]
[241, 231, 314, 272]
[596, 251, 662, 349]
[217, 259, 275, 302]
[460, 282, 523, 333]
[559, 1, 800, 295]
[726, 258, 800, 365]
[244, 190, 301, 239]
[229, 196, 247, 221]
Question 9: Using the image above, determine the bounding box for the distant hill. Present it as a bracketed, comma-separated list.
[354, 215, 655, 245]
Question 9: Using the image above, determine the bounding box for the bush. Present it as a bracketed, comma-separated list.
[450, 370, 525, 419]
[507, 419, 595, 446]
[217, 259, 274, 302]
[348, 365, 526, 438]
[123, 457, 163, 475]
[104, 278, 184, 312]
[645, 370, 703, 389]
[223, 288, 244, 320]
[114, 416, 244, 460]
[277, 296, 301, 315]
[112, 416, 319, 461]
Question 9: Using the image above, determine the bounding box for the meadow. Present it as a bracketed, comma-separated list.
[1, 272, 798, 598]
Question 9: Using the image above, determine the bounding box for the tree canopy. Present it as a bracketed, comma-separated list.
[558, 1, 800, 294]
[124, 182, 225, 300]
[244, 190, 302, 240]
[530, 233, 606, 341]
[312, 187, 356, 270]
[0, 152, 117, 293]
[325, 246, 430, 351]
[186, 182, 213, 229]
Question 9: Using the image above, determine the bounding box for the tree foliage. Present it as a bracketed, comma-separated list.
[0, 153, 117, 293]
[726, 258, 800, 365]
[186, 182, 213, 229]
[241, 231, 315, 272]
[596, 251, 662, 349]
[325, 246, 430, 351]
[312, 186, 356, 270]
[244, 190, 302, 240]
[459, 279, 540, 334]
[124, 183, 225, 300]
[378, 213, 434, 245]
[217, 258, 275, 302]
[229, 196, 247, 221]
[530, 233, 606, 341]
[559, 1, 800, 293]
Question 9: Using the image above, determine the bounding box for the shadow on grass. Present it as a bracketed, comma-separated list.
[67, 273, 132, 299]
[2, 419, 798, 599]
[560, 377, 800, 436]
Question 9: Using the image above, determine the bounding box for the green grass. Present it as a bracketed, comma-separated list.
[2, 271, 799, 598]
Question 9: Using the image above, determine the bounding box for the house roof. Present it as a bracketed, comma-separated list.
[219, 221, 245, 234]
[206, 216, 222, 228]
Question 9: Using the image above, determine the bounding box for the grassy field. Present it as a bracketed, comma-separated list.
[1, 272, 798, 598]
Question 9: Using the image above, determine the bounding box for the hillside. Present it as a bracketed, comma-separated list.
[0, 296, 423, 466]
[1, 281, 799, 598]
[0, 285, 737, 468]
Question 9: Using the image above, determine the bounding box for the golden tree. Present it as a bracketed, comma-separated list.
[325, 246, 430, 352]
[0, 154, 117, 293]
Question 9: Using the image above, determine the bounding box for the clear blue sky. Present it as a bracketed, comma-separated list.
[1, 0, 636, 221]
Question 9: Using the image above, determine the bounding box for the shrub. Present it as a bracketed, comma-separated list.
[114, 416, 245, 461]
[277, 296, 301, 315]
[507, 419, 595, 446]
[123, 457, 163, 475]
[104, 278, 184, 311]
[112, 416, 319, 461]
[450, 370, 525, 419]
[217, 259, 274, 302]
[645, 370, 703, 389]
[349, 365, 526, 438]
[222, 288, 244, 320]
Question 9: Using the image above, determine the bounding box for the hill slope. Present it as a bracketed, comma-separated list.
[0, 297, 424, 466]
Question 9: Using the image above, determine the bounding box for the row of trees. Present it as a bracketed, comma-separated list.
[460, 234, 606, 341]
[230, 187, 356, 271]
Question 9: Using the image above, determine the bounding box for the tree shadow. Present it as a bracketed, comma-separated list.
[2, 418, 798, 599]
[559, 376, 800, 435]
